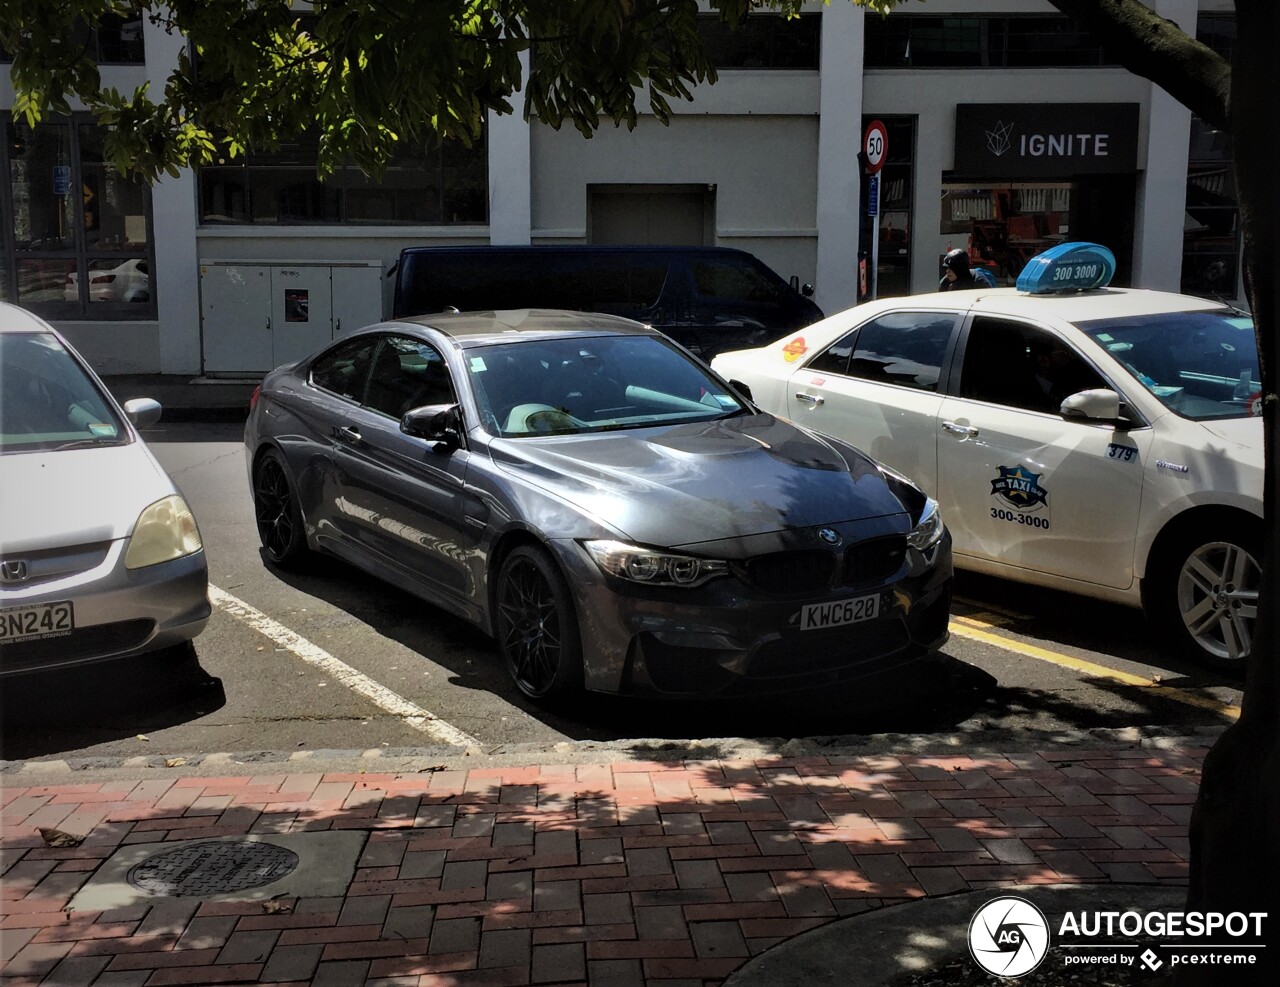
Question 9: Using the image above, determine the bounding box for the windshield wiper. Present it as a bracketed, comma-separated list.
[50, 438, 124, 451]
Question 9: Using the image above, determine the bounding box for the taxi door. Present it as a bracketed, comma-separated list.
[935, 315, 1151, 590]
[787, 310, 962, 498]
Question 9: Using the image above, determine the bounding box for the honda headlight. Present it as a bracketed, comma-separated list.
[124, 495, 203, 569]
[583, 540, 728, 588]
[906, 497, 945, 552]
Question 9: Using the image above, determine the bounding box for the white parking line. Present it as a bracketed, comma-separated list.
[208, 585, 481, 748]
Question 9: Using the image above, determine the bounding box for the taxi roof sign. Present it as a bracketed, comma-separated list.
[1015, 242, 1116, 295]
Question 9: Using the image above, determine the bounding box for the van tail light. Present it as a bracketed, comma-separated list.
[249, 385, 262, 412]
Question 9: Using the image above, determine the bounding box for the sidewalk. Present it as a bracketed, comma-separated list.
[1, 743, 1204, 986]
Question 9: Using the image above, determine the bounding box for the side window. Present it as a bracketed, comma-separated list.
[691, 257, 788, 303]
[959, 317, 1106, 413]
[310, 337, 379, 400]
[807, 329, 858, 376]
[844, 312, 957, 391]
[362, 336, 456, 420]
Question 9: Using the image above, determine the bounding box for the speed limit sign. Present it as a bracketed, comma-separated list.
[863, 120, 888, 175]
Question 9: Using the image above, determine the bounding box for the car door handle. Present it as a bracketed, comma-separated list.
[942, 420, 979, 438]
[337, 425, 362, 444]
[795, 393, 824, 407]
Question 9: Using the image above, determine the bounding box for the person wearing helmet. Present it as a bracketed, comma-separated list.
[939, 248, 996, 291]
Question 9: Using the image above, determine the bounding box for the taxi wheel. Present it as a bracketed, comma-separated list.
[253, 449, 311, 570]
[495, 545, 583, 704]
[1151, 522, 1260, 672]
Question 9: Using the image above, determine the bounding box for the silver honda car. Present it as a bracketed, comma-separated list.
[0, 303, 209, 676]
[244, 310, 952, 703]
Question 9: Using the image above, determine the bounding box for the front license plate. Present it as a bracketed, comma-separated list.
[0, 601, 75, 644]
[798, 594, 879, 631]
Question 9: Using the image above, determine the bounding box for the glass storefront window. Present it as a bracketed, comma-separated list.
[1181, 120, 1238, 299]
[8, 123, 77, 252]
[198, 131, 488, 226]
[940, 183, 1073, 284]
[1, 117, 155, 318]
[78, 125, 150, 253]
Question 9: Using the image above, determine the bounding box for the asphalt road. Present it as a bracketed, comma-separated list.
[0, 422, 1243, 763]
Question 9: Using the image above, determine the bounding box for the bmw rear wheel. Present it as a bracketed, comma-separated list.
[495, 545, 583, 703]
[253, 449, 311, 570]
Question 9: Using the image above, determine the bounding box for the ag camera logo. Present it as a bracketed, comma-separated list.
[969, 896, 1051, 977]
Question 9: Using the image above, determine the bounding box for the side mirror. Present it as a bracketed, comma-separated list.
[123, 397, 162, 428]
[401, 403, 463, 447]
[1060, 388, 1121, 422]
[801, 283, 815, 298]
[729, 379, 754, 403]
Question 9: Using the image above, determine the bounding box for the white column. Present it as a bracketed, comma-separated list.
[487, 51, 532, 245]
[1133, 0, 1196, 291]
[144, 14, 202, 374]
[814, 2, 865, 314]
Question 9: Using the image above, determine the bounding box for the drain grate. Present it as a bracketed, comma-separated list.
[126, 840, 299, 897]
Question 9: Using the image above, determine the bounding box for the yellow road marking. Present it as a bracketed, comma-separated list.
[947, 617, 1241, 721]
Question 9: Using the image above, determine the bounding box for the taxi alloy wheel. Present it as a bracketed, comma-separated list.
[496, 546, 582, 703]
[253, 450, 310, 569]
[1174, 537, 1260, 667]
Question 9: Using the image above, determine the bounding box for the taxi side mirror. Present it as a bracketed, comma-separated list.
[1060, 388, 1121, 422]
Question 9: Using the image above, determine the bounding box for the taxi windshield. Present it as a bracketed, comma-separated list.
[1075, 310, 1258, 421]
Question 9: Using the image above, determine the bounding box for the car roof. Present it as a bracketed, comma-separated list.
[386, 308, 659, 344]
[0, 301, 57, 334]
[887, 287, 1232, 323]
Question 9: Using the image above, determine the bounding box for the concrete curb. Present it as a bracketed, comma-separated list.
[2, 724, 1225, 784]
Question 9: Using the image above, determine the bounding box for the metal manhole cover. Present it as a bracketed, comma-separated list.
[126, 841, 299, 897]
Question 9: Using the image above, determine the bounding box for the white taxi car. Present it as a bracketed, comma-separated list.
[712, 244, 1261, 670]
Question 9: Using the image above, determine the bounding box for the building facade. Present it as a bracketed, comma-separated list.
[0, 0, 1240, 376]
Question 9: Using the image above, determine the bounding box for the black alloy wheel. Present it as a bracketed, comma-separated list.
[496, 545, 583, 702]
[253, 449, 310, 569]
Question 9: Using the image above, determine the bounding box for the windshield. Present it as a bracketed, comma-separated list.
[1076, 310, 1259, 421]
[466, 334, 747, 437]
[0, 331, 127, 453]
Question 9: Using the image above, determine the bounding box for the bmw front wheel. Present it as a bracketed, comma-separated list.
[495, 545, 583, 703]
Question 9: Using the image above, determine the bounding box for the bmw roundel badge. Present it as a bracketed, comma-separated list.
[818, 528, 842, 546]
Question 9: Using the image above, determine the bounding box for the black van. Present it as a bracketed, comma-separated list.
[391, 245, 822, 360]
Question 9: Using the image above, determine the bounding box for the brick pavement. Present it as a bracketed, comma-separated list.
[0, 746, 1204, 986]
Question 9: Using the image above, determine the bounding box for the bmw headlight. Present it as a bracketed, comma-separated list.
[906, 497, 945, 552]
[583, 540, 728, 588]
[124, 495, 203, 569]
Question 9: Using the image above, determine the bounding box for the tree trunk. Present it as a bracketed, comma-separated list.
[1181, 0, 1280, 982]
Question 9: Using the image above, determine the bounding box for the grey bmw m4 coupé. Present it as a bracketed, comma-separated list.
[244, 310, 952, 704]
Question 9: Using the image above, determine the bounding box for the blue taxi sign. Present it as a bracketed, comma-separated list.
[1015, 242, 1116, 294]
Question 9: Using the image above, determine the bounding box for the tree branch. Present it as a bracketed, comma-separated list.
[1047, 0, 1229, 129]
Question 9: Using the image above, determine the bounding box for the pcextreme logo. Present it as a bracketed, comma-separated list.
[968, 896, 1050, 977]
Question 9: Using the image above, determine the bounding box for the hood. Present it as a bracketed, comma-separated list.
[0, 442, 176, 553]
[488, 413, 908, 548]
[1198, 415, 1263, 456]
